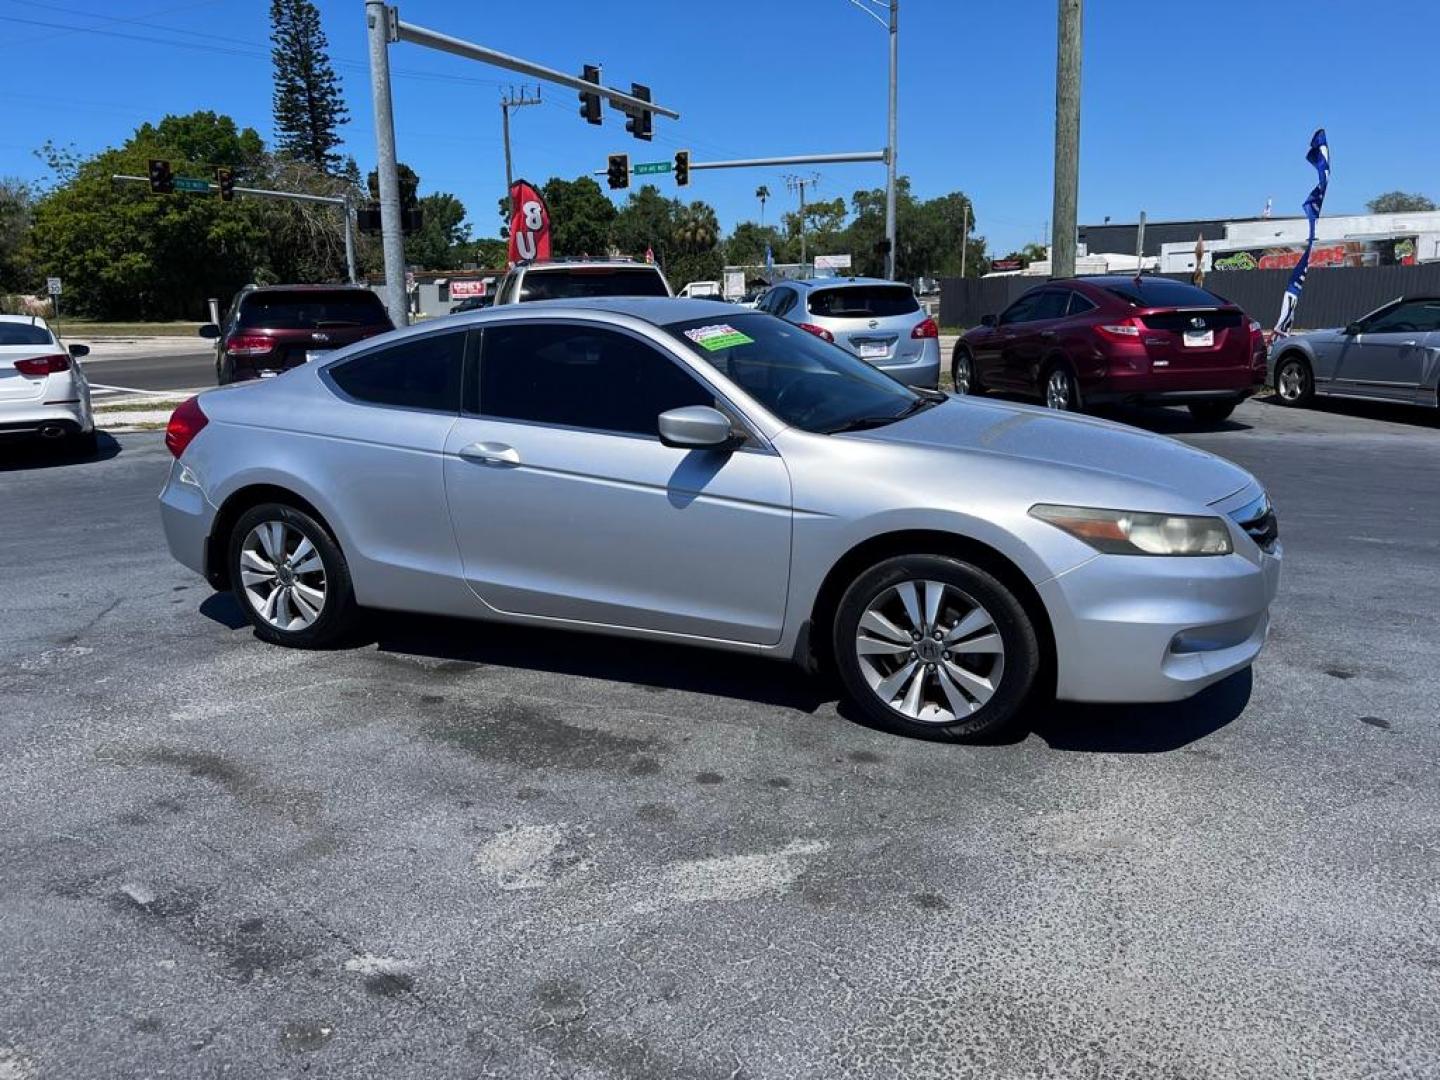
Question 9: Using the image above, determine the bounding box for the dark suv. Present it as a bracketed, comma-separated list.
[201, 285, 393, 385]
[954, 276, 1267, 423]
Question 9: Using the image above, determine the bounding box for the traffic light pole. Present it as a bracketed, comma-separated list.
[111, 174, 359, 285]
[593, 149, 886, 180]
[365, 3, 680, 326]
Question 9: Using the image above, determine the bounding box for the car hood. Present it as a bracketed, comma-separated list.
[847, 397, 1253, 506]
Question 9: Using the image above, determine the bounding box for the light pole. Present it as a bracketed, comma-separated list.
[1051, 0, 1082, 280]
[846, 0, 899, 280]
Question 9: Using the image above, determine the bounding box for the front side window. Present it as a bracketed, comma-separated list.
[478, 322, 712, 436]
[1366, 300, 1440, 334]
[667, 313, 927, 434]
[999, 294, 1041, 325]
[328, 331, 465, 412]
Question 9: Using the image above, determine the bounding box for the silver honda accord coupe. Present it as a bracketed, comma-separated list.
[160, 297, 1281, 741]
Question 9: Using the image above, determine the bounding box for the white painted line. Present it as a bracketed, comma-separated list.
[91, 383, 204, 397]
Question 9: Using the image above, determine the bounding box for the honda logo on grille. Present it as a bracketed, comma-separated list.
[1189, 317, 1206, 330]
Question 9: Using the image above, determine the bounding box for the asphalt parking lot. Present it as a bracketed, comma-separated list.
[2, 395, 1438, 1079]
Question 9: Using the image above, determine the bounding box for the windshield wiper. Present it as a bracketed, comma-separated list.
[824, 395, 939, 434]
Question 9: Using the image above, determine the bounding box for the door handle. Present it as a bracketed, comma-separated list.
[459, 441, 520, 466]
[1040, 330, 1057, 339]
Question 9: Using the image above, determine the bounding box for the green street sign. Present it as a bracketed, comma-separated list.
[633, 160, 671, 176]
[174, 176, 212, 193]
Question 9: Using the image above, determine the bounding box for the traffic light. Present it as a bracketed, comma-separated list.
[403, 206, 424, 234]
[578, 63, 602, 125]
[674, 150, 690, 187]
[356, 204, 382, 233]
[148, 158, 173, 195]
[624, 83, 652, 141]
[873, 237, 893, 257]
[607, 153, 630, 191]
[215, 167, 235, 202]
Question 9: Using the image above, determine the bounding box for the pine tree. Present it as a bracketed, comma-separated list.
[270, 0, 349, 174]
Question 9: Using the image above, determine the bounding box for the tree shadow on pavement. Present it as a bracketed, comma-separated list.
[0, 431, 120, 473]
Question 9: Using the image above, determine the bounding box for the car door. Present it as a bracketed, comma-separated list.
[981, 292, 1041, 390]
[1335, 300, 1440, 401]
[1011, 289, 1072, 390]
[443, 318, 793, 645]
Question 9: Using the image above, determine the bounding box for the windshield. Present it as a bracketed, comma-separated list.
[666, 313, 925, 434]
[0, 323, 55, 346]
[807, 284, 919, 319]
[238, 290, 390, 329]
[520, 268, 669, 301]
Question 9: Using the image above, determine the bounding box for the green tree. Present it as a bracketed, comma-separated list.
[29, 112, 270, 319]
[404, 192, 470, 269]
[783, 195, 848, 258]
[0, 178, 35, 292]
[756, 184, 770, 226]
[841, 178, 987, 280]
[541, 175, 615, 256]
[270, 0, 349, 173]
[1366, 190, 1435, 214]
[610, 184, 678, 264]
[722, 221, 792, 267]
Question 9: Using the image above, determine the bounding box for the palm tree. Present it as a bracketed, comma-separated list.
[675, 202, 719, 252]
[756, 185, 770, 227]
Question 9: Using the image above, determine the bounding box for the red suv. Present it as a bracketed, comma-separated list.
[954, 276, 1266, 423]
[201, 285, 394, 385]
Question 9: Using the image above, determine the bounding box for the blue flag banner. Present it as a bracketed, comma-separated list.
[1274, 129, 1330, 336]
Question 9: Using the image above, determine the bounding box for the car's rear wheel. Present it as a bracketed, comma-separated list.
[1187, 400, 1237, 424]
[951, 347, 982, 396]
[833, 554, 1040, 741]
[1273, 353, 1314, 407]
[228, 502, 356, 647]
[1044, 362, 1080, 412]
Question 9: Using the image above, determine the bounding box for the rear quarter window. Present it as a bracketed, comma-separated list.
[807, 285, 919, 318]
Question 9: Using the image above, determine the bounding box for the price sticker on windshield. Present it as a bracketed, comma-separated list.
[684, 324, 753, 351]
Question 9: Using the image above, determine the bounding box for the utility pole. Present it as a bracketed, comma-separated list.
[1134, 210, 1147, 275]
[960, 200, 969, 278]
[1050, 0, 1082, 280]
[500, 85, 542, 196]
[785, 173, 819, 269]
[885, 0, 899, 280]
[366, 0, 407, 327]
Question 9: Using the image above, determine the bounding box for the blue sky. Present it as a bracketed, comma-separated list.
[3, 0, 1438, 256]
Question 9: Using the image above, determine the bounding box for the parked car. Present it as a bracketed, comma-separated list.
[200, 284, 394, 385]
[678, 280, 723, 299]
[160, 298, 1280, 742]
[450, 294, 493, 314]
[0, 315, 95, 453]
[954, 276, 1267, 423]
[1269, 295, 1440, 409]
[491, 259, 672, 305]
[756, 277, 940, 389]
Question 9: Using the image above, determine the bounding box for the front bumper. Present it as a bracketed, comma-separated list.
[1038, 542, 1281, 703]
[159, 458, 217, 579]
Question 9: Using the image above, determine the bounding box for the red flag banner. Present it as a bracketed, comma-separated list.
[507, 179, 551, 266]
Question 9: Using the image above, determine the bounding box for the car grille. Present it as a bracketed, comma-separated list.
[1142, 310, 1242, 331]
[1230, 494, 1278, 552]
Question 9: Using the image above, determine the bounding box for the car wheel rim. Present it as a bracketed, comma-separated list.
[1046, 369, 1073, 410]
[954, 356, 971, 395]
[855, 579, 1005, 724]
[1278, 363, 1304, 401]
[239, 521, 327, 631]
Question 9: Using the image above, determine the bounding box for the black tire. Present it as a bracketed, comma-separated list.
[951, 345, 983, 396]
[1187, 400, 1237, 424]
[832, 554, 1041, 741]
[1042, 360, 1081, 412]
[1272, 352, 1314, 407]
[228, 502, 357, 648]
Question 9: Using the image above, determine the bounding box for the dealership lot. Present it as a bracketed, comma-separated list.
[2, 398, 1437, 1078]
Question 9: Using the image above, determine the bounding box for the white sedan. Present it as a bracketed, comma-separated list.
[0, 315, 95, 453]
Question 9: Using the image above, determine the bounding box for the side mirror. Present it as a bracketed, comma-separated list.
[1343, 322, 1361, 337]
[658, 405, 738, 449]
[67, 343, 89, 358]
[980, 313, 998, 328]
[198, 323, 221, 339]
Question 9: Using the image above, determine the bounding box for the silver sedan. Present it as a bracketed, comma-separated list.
[160, 298, 1281, 741]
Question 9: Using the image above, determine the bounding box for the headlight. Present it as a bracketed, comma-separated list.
[1030, 504, 1233, 556]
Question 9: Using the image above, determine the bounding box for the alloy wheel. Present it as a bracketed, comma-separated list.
[953, 354, 972, 395]
[239, 521, 327, 631]
[1045, 368, 1074, 410]
[1277, 360, 1307, 402]
[854, 579, 1005, 724]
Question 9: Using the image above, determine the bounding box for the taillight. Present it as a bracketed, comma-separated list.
[14, 353, 70, 376]
[911, 317, 939, 339]
[225, 333, 273, 357]
[1095, 318, 1142, 342]
[798, 323, 835, 342]
[165, 396, 208, 458]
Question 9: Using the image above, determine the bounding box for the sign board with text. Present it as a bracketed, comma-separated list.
[633, 160, 672, 176]
[46, 277, 62, 296]
[813, 254, 852, 272]
[174, 176, 211, 193]
[450, 278, 488, 299]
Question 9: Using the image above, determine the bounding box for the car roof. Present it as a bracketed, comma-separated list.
[0, 314, 50, 327]
[243, 284, 378, 295]
[504, 296, 744, 323]
[785, 277, 906, 290]
[516, 260, 661, 272]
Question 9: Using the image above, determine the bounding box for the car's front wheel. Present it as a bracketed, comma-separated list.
[833, 554, 1041, 740]
[228, 502, 357, 647]
[951, 347, 981, 396]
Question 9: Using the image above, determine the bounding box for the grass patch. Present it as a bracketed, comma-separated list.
[57, 321, 204, 338]
[93, 397, 186, 414]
